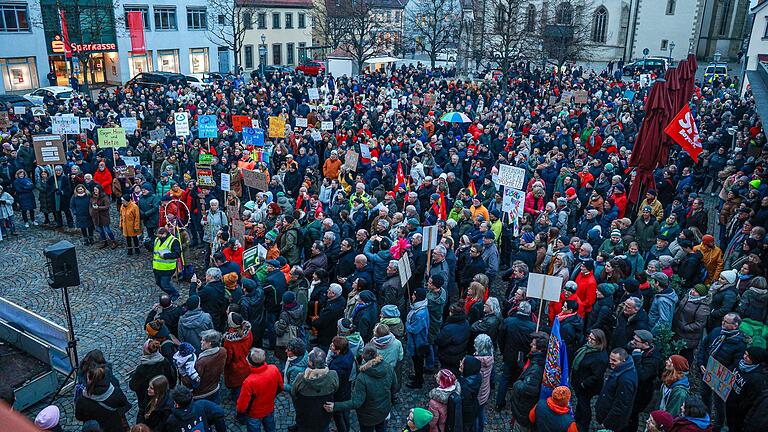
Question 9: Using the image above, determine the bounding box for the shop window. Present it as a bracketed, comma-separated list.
[157, 49, 179, 72]
[129, 50, 153, 78]
[190, 48, 209, 73]
[0, 57, 38, 91]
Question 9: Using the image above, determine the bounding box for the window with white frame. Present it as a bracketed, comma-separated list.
[272, 12, 280, 29]
[257, 12, 266, 29]
[243, 12, 252, 29]
[154, 6, 177, 30]
[661, 39, 668, 50]
[0, 3, 30, 32]
[187, 7, 207, 30]
[591, 6, 607, 43]
[124, 6, 150, 30]
[298, 12, 305, 28]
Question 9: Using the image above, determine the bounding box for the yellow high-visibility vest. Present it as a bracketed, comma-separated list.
[153, 236, 178, 271]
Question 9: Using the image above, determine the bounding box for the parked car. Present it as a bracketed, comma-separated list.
[703, 63, 728, 83]
[0, 94, 35, 110]
[295, 59, 326, 76]
[23, 86, 74, 105]
[622, 57, 668, 75]
[186, 74, 214, 90]
[125, 72, 188, 89]
[251, 65, 293, 80]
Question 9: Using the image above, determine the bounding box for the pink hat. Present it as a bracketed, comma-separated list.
[438, 369, 456, 389]
[34, 405, 60, 430]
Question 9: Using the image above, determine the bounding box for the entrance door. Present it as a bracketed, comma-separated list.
[218, 47, 229, 73]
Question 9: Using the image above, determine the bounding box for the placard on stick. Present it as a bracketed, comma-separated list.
[33, 135, 66, 165]
[0, 112, 9, 128]
[221, 173, 231, 192]
[703, 356, 736, 400]
[398, 254, 412, 288]
[114, 165, 136, 179]
[242, 169, 268, 191]
[268, 116, 285, 138]
[497, 164, 526, 190]
[344, 150, 358, 171]
[149, 127, 167, 142]
[526, 273, 563, 302]
[196, 164, 215, 187]
[422, 225, 439, 252]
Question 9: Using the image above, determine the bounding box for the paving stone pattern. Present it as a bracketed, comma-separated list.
[0, 222, 524, 431]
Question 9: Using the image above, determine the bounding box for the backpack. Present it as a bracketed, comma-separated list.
[445, 391, 463, 432]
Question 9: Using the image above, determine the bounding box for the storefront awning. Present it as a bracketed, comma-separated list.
[364, 56, 401, 64]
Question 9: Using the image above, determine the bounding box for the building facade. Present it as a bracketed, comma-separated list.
[697, 0, 752, 62]
[0, 0, 49, 92]
[238, 0, 314, 73]
[118, 0, 224, 79]
[370, 0, 406, 55]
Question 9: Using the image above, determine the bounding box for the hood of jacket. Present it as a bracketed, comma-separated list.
[428, 382, 461, 404]
[298, 367, 338, 395]
[359, 354, 387, 379]
[180, 308, 210, 328]
[655, 287, 678, 303]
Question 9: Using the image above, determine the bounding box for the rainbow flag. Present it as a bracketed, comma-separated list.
[431, 192, 447, 221]
[468, 179, 477, 196]
[252, 149, 269, 164]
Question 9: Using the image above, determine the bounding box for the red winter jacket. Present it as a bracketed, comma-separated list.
[223, 324, 254, 389]
[574, 271, 597, 315]
[236, 363, 283, 419]
[93, 168, 113, 196]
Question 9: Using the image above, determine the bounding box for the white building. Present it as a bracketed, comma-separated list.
[0, 1, 51, 93]
[118, 1, 225, 80]
[239, 0, 314, 73]
[627, 0, 705, 62]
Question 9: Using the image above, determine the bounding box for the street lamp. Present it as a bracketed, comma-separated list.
[259, 34, 267, 78]
[669, 41, 676, 66]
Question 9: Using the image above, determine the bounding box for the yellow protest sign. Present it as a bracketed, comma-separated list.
[98, 127, 127, 148]
[268, 116, 285, 138]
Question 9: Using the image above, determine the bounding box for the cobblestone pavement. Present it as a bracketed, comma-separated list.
[1, 221, 520, 432]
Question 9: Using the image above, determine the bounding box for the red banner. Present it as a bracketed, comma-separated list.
[663, 104, 703, 162]
[59, 9, 72, 59]
[232, 115, 251, 132]
[127, 11, 146, 54]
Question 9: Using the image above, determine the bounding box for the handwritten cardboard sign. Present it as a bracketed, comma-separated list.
[242, 169, 268, 191]
[703, 356, 736, 400]
[268, 116, 285, 138]
[98, 127, 127, 148]
[497, 164, 526, 190]
[33, 135, 66, 165]
[344, 150, 358, 171]
[149, 127, 167, 142]
[196, 164, 215, 187]
[574, 90, 588, 104]
[115, 165, 136, 179]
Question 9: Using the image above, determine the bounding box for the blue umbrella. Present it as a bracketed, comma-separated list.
[440, 112, 472, 123]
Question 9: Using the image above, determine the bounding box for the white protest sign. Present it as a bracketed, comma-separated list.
[174, 112, 190, 136]
[526, 273, 563, 302]
[80, 117, 96, 131]
[31, 107, 46, 116]
[391, 99, 398, 110]
[221, 173, 231, 192]
[296, 117, 308, 128]
[360, 143, 371, 159]
[497, 164, 526, 190]
[308, 88, 320, 100]
[398, 253, 413, 287]
[422, 225, 439, 252]
[52, 115, 81, 134]
[504, 187, 525, 236]
[120, 117, 138, 134]
[13, 106, 25, 115]
[321, 121, 333, 131]
[123, 156, 140, 167]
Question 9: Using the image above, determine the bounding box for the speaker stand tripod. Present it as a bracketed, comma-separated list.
[50, 285, 79, 403]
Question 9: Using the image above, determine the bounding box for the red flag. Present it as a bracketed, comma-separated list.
[663, 104, 703, 162]
[432, 192, 447, 221]
[395, 161, 406, 193]
[127, 11, 146, 54]
[59, 9, 72, 59]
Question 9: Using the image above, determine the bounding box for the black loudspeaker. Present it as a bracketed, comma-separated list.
[44, 240, 81, 289]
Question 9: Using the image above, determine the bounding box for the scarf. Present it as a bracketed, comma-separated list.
[351, 302, 371, 321]
[710, 328, 740, 357]
[572, 345, 600, 371]
[140, 351, 164, 365]
[738, 360, 759, 373]
[372, 333, 395, 349]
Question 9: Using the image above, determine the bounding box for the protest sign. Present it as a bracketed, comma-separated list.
[424, 93, 434, 106]
[548, 95, 558, 105]
[243, 246, 262, 272]
[321, 121, 333, 131]
[526, 273, 564, 302]
[114, 165, 136, 179]
[120, 117, 138, 134]
[703, 357, 736, 400]
[295, 117, 308, 128]
[391, 99, 398, 110]
[360, 143, 371, 160]
[33, 135, 66, 165]
[98, 128, 127, 148]
[123, 156, 140, 167]
[503, 187, 525, 236]
[0, 112, 9, 128]
[231, 219, 245, 244]
[497, 164, 526, 190]
[80, 117, 96, 131]
[574, 90, 588, 104]
[52, 115, 81, 134]
[308, 88, 320, 100]
[311, 130, 322, 141]
[221, 173, 231, 192]
[196, 164, 215, 187]
[242, 127, 264, 146]
[174, 112, 189, 136]
[198, 153, 213, 165]
[268, 116, 285, 138]
[344, 150, 358, 171]
[398, 254, 412, 288]
[149, 127, 167, 142]
[232, 115, 251, 132]
[639, 74, 651, 87]
[198, 114, 218, 138]
[243, 169, 268, 191]
[31, 107, 46, 116]
[624, 89, 636, 102]
[13, 106, 25, 115]
[422, 225, 439, 252]
[560, 91, 573, 103]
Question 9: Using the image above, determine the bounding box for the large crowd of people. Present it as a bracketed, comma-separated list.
[0, 60, 766, 432]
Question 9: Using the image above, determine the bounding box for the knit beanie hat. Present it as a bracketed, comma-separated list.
[746, 346, 768, 365]
[693, 284, 709, 297]
[177, 342, 195, 357]
[265, 229, 278, 242]
[551, 386, 571, 408]
[437, 369, 456, 389]
[145, 319, 170, 339]
[227, 312, 244, 328]
[649, 410, 674, 431]
[34, 405, 60, 430]
[720, 269, 737, 284]
[381, 304, 400, 318]
[669, 354, 689, 372]
[186, 295, 200, 310]
[223, 272, 238, 290]
[282, 290, 296, 304]
[411, 408, 434, 430]
[597, 283, 617, 296]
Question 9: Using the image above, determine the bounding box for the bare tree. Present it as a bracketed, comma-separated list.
[481, 0, 535, 78]
[406, 0, 460, 68]
[537, 0, 597, 68]
[311, 0, 348, 50]
[322, 0, 383, 71]
[207, 0, 259, 72]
